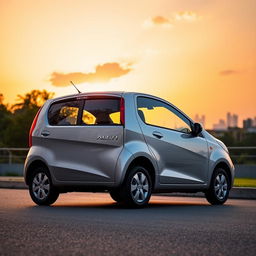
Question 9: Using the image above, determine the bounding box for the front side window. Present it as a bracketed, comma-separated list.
[48, 100, 81, 126]
[137, 97, 192, 133]
[82, 98, 121, 125]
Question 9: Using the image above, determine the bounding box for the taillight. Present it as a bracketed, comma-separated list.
[120, 97, 125, 125]
[29, 108, 42, 147]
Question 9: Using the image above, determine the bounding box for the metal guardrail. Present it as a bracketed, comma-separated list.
[228, 147, 256, 149]
[0, 147, 256, 164]
[228, 147, 256, 164]
[0, 148, 29, 164]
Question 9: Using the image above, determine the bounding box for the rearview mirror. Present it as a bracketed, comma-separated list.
[192, 123, 202, 136]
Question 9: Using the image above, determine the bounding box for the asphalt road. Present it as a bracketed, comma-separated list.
[0, 189, 256, 256]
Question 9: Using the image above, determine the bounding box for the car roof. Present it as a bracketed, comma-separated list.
[46, 91, 194, 124]
[49, 91, 159, 102]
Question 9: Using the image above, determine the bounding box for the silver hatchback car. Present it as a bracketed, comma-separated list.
[24, 91, 234, 207]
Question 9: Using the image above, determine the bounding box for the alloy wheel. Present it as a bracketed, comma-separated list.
[130, 172, 149, 203]
[32, 172, 50, 200]
[214, 173, 228, 200]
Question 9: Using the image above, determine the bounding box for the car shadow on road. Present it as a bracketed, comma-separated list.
[22, 194, 236, 218]
[25, 199, 234, 211]
[20, 196, 236, 224]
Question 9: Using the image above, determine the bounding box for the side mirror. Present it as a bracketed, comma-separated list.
[192, 123, 202, 136]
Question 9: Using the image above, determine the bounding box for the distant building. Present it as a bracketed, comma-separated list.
[211, 113, 256, 132]
[194, 114, 205, 127]
[227, 112, 238, 128]
[247, 127, 256, 133]
[243, 117, 256, 133]
[243, 118, 253, 129]
[253, 117, 256, 127]
[233, 114, 238, 127]
[213, 119, 226, 130]
[227, 112, 232, 128]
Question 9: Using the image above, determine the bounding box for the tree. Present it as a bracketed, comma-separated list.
[12, 90, 55, 110]
[0, 94, 12, 147]
[1, 90, 54, 147]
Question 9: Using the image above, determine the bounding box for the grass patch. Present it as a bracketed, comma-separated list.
[234, 178, 256, 187]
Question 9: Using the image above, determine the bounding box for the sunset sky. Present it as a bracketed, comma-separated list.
[0, 0, 255, 128]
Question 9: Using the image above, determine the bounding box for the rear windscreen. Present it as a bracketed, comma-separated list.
[82, 99, 121, 125]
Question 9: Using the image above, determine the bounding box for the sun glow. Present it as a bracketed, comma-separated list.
[0, 0, 255, 128]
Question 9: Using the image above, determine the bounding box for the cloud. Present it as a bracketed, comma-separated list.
[142, 12, 200, 29]
[143, 16, 173, 29]
[50, 62, 132, 87]
[152, 16, 170, 25]
[174, 11, 200, 22]
[219, 70, 240, 76]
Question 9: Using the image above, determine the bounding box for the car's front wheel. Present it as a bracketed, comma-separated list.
[28, 166, 59, 206]
[205, 168, 230, 205]
[119, 165, 152, 207]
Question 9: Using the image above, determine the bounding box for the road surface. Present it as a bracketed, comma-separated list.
[0, 189, 256, 256]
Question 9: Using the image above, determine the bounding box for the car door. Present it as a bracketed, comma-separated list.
[44, 96, 123, 183]
[137, 96, 209, 184]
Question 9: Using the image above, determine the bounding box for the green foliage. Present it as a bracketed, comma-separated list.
[234, 178, 256, 187]
[0, 94, 12, 147]
[5, 172, 20, 177]
[0, 90, 54, 147]
[238, 133, 256, 147]
[220, 132, 236, 146]
[208, 129, 256, 164]
[3, 107, 38, 147]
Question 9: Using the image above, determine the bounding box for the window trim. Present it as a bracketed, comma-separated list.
[136, 96, 193, 134]
[48, 96, 124, 127]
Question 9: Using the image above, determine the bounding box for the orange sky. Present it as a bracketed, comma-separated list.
[0, 0, 255, 129]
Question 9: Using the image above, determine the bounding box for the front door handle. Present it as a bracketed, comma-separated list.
[41, 130, 50, 137]
[152, 131, 163, 139]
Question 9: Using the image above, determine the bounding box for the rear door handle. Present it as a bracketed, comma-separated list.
[41, 130, 50, 137]
[152, 131, 163, 139]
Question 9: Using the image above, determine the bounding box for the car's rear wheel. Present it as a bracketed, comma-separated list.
[205, 168, 230, 205]
[28, 166, 59, 206]
[119, 165, 152, 207]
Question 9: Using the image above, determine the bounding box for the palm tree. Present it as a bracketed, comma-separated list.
[12, 90, 55, 110]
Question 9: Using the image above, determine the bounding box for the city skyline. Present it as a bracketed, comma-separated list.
[194, 112, 256, 130]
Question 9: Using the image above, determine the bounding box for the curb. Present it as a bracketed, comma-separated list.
[0, 177, 28, 189]
[229, 187, 256, 200]
[0, 177, 255, 200]
[156, 187, 256, 200]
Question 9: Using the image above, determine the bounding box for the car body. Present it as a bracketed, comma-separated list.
[24, 91, 235, 207]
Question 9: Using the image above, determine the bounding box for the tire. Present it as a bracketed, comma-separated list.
[119, 165, 152, 207]
[205, 168, 230, 205]
[28, 166, 59, 206]
[109, 189, 123, 203]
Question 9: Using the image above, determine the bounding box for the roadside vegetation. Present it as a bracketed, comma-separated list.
[0, 90, 54, 148]
[234, 178, 256, 187]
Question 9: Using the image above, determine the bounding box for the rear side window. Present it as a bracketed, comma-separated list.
[82, 98, 121, 125]
[48, 100, 81, 126]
